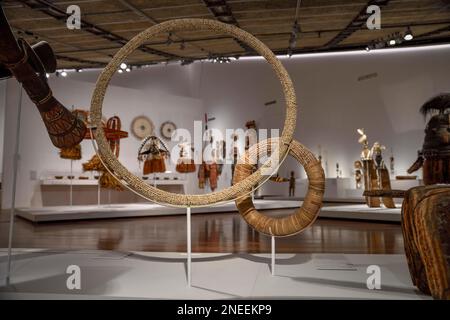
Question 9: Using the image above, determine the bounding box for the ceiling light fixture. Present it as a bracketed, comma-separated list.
[118, 69, 123, 74]
[120, 63, 127, 70]
[60, 71, 67, 77]
[404, 27, 413, 41]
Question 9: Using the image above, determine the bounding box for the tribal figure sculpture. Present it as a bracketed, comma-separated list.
[408, 93, 450, 185]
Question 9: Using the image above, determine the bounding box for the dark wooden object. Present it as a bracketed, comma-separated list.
[402, 185, 450, 300]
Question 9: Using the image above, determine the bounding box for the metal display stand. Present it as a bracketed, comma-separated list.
[97, 176, 101, 206]
[69, 160, 73, 206]
[271, 235, 276, 276]
[186, 206, 192, 287]
[6, 86, 23, 285]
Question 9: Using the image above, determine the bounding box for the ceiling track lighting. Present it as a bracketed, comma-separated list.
[208, 55, 231, 64]
[404, 27, 413, 41]
[365, 29, 415, 52]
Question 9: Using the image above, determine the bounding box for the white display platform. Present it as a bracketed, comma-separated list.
[320, 205, 401, 222]
[16, 201, 402, 223]
[275, 178, 422, 204]
[0, 249, 428, 299]
[15, 200, 301, 223]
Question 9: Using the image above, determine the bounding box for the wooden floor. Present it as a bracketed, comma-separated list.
[0, 209, 404, 254]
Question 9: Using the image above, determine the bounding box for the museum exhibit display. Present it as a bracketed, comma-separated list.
[357, 129, 396, 208]
[138, 135, 170, 175]
[0, 0, 449, 304]
[408, 93, 450, 185]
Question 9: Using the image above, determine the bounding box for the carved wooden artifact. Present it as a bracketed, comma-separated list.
[402, 185, 450, 300]
[0, 7, 86, 148]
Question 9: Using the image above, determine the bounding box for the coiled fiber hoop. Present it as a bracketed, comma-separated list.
[233, 139, 325, 237]
[90, 18, 297, 207]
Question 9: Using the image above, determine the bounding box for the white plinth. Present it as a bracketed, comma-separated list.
[0, 249, 428, 300]
[15, 200, 301, 222]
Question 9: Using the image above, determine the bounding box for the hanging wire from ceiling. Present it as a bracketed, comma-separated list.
[288, 0, 302, 57]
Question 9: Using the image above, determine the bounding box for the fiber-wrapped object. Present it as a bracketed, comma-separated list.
[402, 185, 450, 300]
[0, 7, 86, 148]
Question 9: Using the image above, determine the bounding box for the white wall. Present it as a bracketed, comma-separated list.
[2, 44, 450, 206]
[70, 45, 450, 193]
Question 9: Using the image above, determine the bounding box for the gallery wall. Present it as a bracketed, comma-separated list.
[68, 44, 450, 193]
[1, 44, 449, 207]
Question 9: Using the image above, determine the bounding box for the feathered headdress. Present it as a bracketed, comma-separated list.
[420, 93, 450, 118]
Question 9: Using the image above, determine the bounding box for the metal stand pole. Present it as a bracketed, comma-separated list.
[6, 85, 23, 285]
[69, 105, 74, 207]
[69, 160, 73, 206]
[97, 175, 101, 206]
[187, 206, 191, 287]
[271, 234, 276, 276]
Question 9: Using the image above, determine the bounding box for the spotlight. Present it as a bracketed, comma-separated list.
[388, 39, 396, 46]
[60, 71, 67, 77]
[46, 73, 50, 78]
[365, 46, 370, 52]
[120, 63, 127, 70]
[125, 67, 131, 72]
[76, 69, 83, 73]
[118, 69, 123, 74]
[404, 28, 413, 41]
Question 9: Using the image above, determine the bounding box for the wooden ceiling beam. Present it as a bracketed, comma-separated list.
[55, 54, 105, 68]
[116, 0, 210, 58]
[324, 0, 392, 48]
[16, 0, 183, 60]
[201, 0, 254, 53]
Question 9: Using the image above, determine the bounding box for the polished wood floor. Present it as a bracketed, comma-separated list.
[0, 209, 405, 254]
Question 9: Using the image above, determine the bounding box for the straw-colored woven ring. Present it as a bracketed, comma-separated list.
[90, 18, 297, 207]
[233, 139, 325, 237]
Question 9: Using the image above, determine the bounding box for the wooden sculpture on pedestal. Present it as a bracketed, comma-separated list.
[357, 129, 395, 208]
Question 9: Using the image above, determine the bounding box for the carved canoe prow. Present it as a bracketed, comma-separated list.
[0, 6, 86, 148]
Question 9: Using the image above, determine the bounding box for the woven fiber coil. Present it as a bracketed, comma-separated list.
[233, 138, 325, 236]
